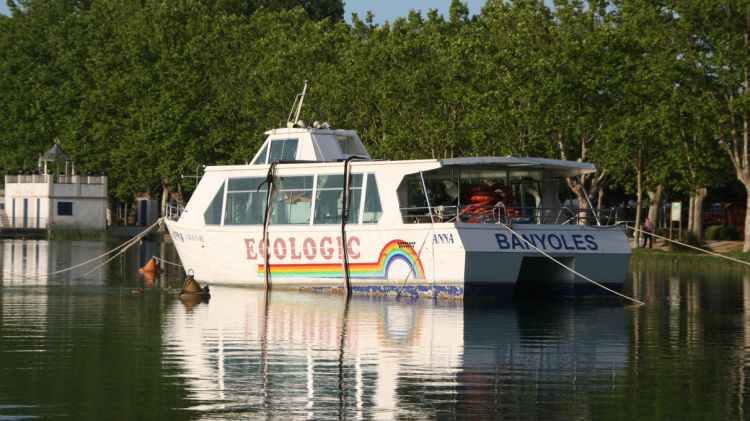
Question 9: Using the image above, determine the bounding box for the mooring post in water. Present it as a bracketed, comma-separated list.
[340, 156, 366, 296]
[260, 162, 279, 290]
[340, 157, 354, 296]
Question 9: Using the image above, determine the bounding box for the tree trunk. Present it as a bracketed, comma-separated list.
[745, 183, 750, 252]
[691, 187, 707, 239]
[106, 198, 113, 227]
[565, 177, 592, 225]
[633, 145, 644, 247]
[635, 167, 643, 247]
[161, 182, 170, 218]
[688, 194, 695, 233]
[647, 184, 663, 229]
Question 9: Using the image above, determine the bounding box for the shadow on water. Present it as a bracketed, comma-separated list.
[0, 239, 749, 419]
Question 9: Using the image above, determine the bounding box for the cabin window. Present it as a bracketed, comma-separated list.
[268, 138, 298, 162]
[251, 138, 298, 164]
[252, 143, 269, 165]
[362, 175, 382, 223]
[224, 177, 267, 225]
[270, 176, 313, 224]
[514, 177, 543, 218]
[314, 174, 362, 224]
[204, 182, 225, 225]
[336, 135, 367, 157]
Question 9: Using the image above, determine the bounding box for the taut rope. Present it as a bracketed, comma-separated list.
[498, 221, 644, 305]
[20, 218, 164, 280]
[626, 224, 750, 268]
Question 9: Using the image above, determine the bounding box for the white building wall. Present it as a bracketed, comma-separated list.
[51, 197, 106, 229]
[4, 175, 108, 230]
[5, 178, 51, 228]
[5, 196, 48, 228]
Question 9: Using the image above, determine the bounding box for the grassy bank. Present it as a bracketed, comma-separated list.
[49, 224, 107, 241]
[631, 247, 750, 271]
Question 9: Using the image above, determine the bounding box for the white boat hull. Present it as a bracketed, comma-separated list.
[166, 219, 630, 299]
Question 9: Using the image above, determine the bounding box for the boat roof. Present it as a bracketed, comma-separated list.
[440, 157, 595, 177]
[263, 127, 359, 136]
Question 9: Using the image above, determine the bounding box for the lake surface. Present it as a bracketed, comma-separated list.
[0, 238, 748, 420]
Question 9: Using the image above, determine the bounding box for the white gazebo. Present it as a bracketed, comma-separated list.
[3, 139, 107, 230]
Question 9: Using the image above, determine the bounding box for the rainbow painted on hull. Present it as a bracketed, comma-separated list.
[257, 239, 425, 279]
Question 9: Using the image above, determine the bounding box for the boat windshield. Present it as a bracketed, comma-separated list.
[252, 138, 299, 164]
[312, 134, 369, 160]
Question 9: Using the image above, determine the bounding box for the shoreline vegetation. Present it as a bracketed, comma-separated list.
[631, 243, 750, 270]
[49, 224, 107, 241]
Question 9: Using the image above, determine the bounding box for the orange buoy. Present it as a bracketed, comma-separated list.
[142, 270, 157, 286]
[139, 257, 164, 273]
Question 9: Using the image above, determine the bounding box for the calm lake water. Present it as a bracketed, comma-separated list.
[0, 238, 749, 420]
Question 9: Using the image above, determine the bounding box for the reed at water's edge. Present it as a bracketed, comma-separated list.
[48, 224, 107, 241]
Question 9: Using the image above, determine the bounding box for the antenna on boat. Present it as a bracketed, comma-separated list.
[287, 80, 308, 128]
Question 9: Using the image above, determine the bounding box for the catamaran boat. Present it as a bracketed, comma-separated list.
[165, 85, 631, 299]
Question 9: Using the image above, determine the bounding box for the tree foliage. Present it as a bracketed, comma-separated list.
[0, 0, 736, 221]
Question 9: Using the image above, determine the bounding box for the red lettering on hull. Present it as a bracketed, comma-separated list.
[244, 235, 361, 262]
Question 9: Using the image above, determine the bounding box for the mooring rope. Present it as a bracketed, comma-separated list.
[22, 218, 164, 280]
[395, 223, 434, 299]
[81, 240, 137, 277]
[153, 256, 183, 267]
[498, 221, 645, 305]
[626, 224, 750, 268]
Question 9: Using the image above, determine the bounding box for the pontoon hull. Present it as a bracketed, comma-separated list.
[166, 220, 630, 299]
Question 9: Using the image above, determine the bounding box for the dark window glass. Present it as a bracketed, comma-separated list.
[252, 143, 269, 165]
[268, 139, 299, 162]
[57, 202, 73, 216]
[270, 176, 313, 225]
[225, 177, 268, 225]
[203, 182, 225, 225]
[363, 175, 382, 223]
[313, 174, 363, 225]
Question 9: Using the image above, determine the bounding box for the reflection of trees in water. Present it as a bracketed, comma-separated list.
[455, 303, 629, 419]
[618, 265, 750, 420]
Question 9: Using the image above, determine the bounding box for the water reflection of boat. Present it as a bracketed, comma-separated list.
[163, 286, 629, 418]
[165, 84, 630, 298]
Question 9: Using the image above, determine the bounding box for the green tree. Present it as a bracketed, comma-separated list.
[671, 0, 750, 250]
[249, 0, 344, 21]
[544, 0, 617, 218]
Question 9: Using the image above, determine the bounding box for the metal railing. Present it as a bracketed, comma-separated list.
[5, 174, 105, 185]
[400, 205, 621, 226]
[166, 202, 185, 220]
[5, 174, 49, 184]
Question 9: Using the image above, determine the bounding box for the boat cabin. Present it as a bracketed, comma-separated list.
[250, 127, 371, 164]
[398, 157, 607, 225]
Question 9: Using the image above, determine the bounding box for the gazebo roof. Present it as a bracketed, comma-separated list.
[41, 138, 70, 163]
